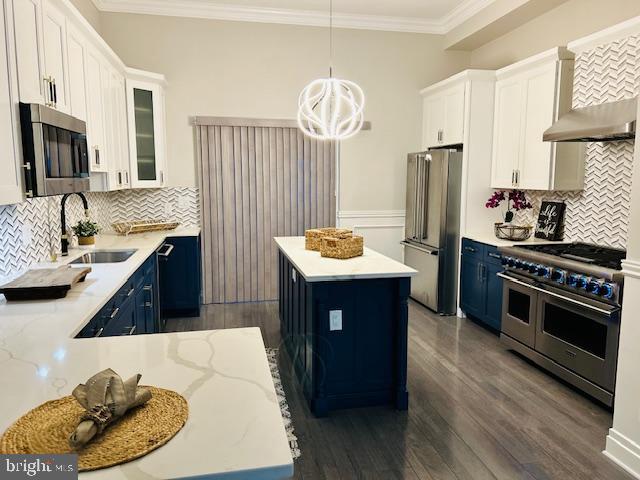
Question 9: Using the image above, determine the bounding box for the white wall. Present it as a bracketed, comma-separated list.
[99, 13, 469, 214]
[68, 0, 102, 34]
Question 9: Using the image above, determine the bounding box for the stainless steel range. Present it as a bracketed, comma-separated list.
[497, 242, 626, 407]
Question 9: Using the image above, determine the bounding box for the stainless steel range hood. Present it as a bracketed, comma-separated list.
[543, 97, 637, 142]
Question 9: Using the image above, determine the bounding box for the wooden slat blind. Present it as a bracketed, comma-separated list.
[196, 124, 336, 304]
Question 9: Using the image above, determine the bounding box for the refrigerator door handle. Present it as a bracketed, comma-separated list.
[414, 156, 421, 240]
[401, 241, 439, 256]
[421, 154, 431, 241]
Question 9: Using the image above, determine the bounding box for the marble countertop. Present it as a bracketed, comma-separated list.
[274, 236, 417, 282]
[463, 231, 568, 248]
[0, 228, 294, 479]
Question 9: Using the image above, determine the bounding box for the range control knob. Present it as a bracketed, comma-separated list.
[586, 281, 601, 295]
[567, 274, 580, 287]
[576, 276, 589, 289]
[501, 256, 510, 266]
[507, 257, 516, 268]
[601, 283, 615, 299]
[551, 269, 566, 284]
[537, 265, 551, 278]
[528, 263, 539, 274]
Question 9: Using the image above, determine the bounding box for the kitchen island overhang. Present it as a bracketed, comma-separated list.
[275, 237, 417, 417]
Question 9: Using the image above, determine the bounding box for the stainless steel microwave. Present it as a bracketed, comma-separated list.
[19, 103, 89, 197]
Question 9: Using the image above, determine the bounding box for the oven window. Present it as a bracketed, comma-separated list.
[508, 289, 531, 323]
[542, 303, 607, 359]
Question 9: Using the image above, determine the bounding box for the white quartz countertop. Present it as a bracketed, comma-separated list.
[463, 231, 568, 248]
[0, 228, 294, 479]
[274, 236, 417, 282]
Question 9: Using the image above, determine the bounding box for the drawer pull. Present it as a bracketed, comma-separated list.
[488, 252, 501, 259]
[464, 246, 476, 253]
[143, 285, 153, 291]
[109, 307, 120, 319]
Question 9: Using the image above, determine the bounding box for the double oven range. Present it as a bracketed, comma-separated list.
[497, 242, 625, 407]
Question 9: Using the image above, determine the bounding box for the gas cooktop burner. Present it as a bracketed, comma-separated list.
[514, 242, 626, 270]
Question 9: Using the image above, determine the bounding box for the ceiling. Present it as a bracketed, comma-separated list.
[91, 0, 496, 34]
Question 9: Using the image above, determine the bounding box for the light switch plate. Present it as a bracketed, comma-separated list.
[329, 310, 342, 331]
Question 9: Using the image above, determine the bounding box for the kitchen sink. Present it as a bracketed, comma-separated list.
[70, 249, 137, 264]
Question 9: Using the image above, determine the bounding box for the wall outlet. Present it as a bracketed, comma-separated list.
[329, 310, 342, 331]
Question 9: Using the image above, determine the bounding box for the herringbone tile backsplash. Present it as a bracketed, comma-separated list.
[515, 34, 638, 250]
[0, 187, 199, 281]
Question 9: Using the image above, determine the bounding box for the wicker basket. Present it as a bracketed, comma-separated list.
[112, 220, 180, 236]
[494, 223, 533, 241]
[320, 235, 364, 259]
[305, 228, 352, 251]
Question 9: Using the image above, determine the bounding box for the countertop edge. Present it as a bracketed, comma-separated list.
[274, 236, 417, 282]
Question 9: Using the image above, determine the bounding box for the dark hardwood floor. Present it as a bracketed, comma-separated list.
[165, 300, 631, 480]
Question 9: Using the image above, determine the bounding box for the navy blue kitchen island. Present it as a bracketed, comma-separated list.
[275, 237, 417, 417]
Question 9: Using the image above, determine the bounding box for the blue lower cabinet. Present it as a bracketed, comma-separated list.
[460, 255, 484, 319]
[484, 262, 504, 330]
[460, 238, 503, 331]
[76, 252, 159, 338]
[102, 298, 136, 336]
[159, 236, 201, 318]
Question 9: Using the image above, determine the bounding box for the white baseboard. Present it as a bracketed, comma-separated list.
[337, 210, 405, 261]
[604, 429, 640, 479]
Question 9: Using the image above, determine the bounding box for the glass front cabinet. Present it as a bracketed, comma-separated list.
[125, 68, 167, 188]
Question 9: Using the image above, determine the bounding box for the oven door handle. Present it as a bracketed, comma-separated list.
[497, 272, 619, 317]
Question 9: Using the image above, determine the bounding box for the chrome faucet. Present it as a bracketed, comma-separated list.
[60, 192, 89, 256]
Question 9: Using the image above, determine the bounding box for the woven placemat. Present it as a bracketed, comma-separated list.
[0, 387, 188, 472]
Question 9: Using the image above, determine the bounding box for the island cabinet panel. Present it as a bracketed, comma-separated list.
[278, 251, 410, 417]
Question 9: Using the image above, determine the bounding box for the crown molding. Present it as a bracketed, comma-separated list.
[90, 0, 497, 35]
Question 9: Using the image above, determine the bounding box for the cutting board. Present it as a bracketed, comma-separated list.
[0, 265, 92, 301]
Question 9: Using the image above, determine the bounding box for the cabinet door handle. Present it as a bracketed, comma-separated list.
[127, 287, 135, 297]
[488, 252, 501, 260]
[117, 171, 122, 185]
[109, 307, 120, 319]
[93, 327, 104, 337]
[94, 146, 100, 166]
[125, 171, 129, 184]
[157, 243, 174, 257]
[143, 285, 153, 291]
[52, 79, 57, 107]
[516, 170, 520, 186]
[464, 246, 476, 253]
[123, 325, 136, 336]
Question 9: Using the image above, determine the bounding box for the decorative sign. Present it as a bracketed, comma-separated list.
[535, 201, 566, 240]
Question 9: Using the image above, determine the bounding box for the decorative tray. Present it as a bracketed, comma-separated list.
[112, 220, 180, 236]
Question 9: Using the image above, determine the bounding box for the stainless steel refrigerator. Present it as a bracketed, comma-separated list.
[402, 149, 462, 315]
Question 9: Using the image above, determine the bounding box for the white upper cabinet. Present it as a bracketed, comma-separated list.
[126, 69, 167, 188]
[66, 24, 86, 121]
[490, 47, 584, 191]
[0, 0, 23, 205]
[11, 0, 46, 104]
[85, 47, 106, 172]
[41, 0, 69, 112]
[421, 81, 465, 149]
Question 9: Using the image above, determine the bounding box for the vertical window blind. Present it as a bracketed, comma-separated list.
[195, 119, 336, 304]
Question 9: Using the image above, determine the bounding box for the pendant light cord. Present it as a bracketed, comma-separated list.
[329, 0, 333, 78]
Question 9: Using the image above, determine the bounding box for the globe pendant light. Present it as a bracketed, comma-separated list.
[297, 0, 365, 140]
